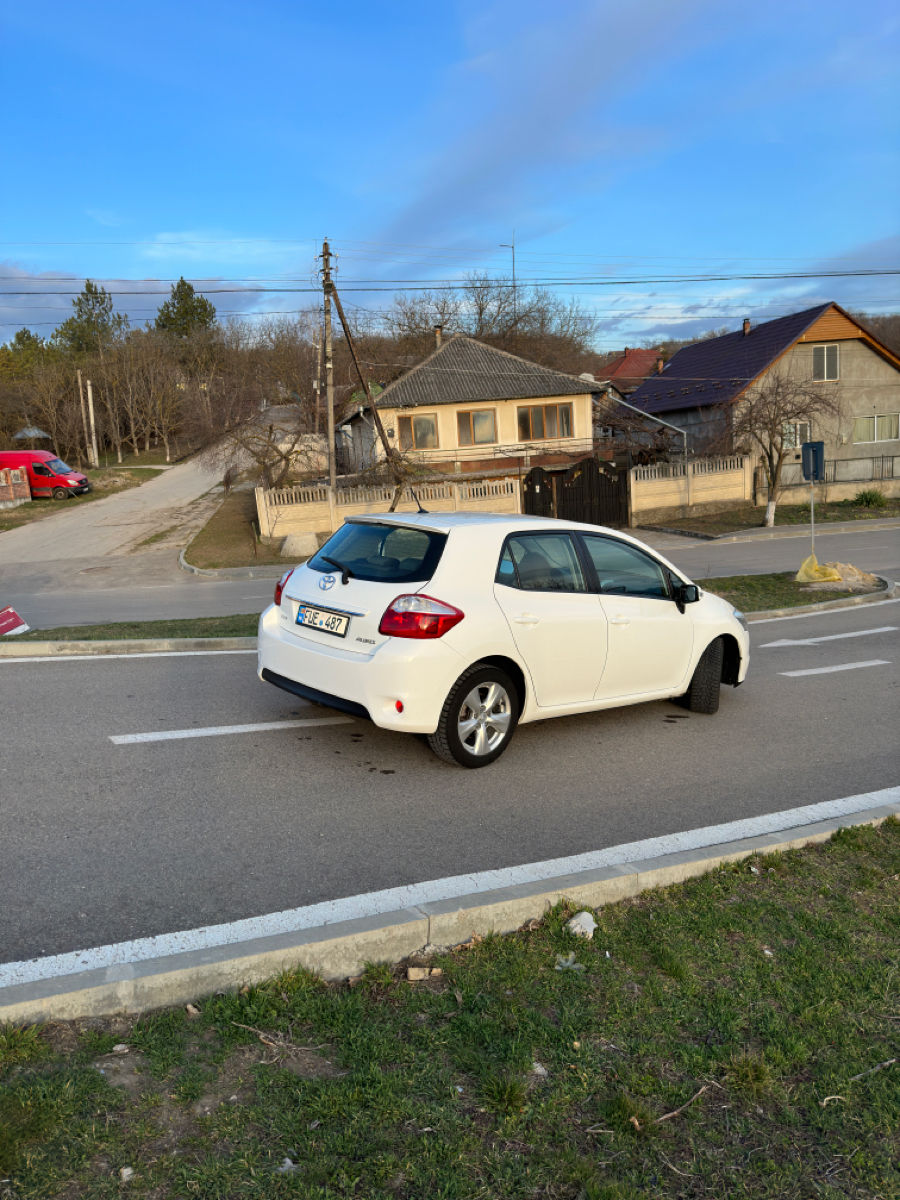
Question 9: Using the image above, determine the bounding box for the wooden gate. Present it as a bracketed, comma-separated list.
[523, 458, 629, 526]
[522, 466, 555, 517]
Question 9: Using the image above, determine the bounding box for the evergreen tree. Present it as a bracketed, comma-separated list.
[155, 277, 217, 337]
[52, 280, 128, 356]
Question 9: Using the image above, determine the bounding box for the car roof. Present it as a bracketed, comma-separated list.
[350, 511, 576, 535]
[347, 510, 691, 580]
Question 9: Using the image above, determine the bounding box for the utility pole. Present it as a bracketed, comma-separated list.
[500, 230, 517, 333]
[328, 277, 406, 508]
[85, 378, 100, 468]
[320, 240, 337, 490]
[76, 369, 91, 468]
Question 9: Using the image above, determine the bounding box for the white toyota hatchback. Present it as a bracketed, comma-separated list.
[257, 512, 749, 768]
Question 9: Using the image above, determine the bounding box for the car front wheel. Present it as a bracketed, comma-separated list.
[680, 637, 723, 714]
[51, 486, 70, 500]
[427, 663, 519, 768]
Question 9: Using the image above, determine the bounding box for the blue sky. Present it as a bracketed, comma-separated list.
[2, 0, 898, 348]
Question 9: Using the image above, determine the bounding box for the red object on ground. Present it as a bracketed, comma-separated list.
[0, 606, 29, 635]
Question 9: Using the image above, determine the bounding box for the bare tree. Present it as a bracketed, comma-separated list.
[729, 372, 843, 526]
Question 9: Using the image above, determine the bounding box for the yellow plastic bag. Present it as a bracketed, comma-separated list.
[795, 554, 842, 583]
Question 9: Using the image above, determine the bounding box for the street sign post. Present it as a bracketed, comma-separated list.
[801, 441, 825, 557]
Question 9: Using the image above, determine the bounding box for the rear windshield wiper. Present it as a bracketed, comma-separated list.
[321, 555, 354, 585]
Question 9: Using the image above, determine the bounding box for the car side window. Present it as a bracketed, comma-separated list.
[32, 464, 52, 476]
[581, 535, 669, 599]
[500, 533, 587, 593]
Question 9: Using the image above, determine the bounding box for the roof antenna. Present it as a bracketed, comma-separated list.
[409, 488, 428, 513]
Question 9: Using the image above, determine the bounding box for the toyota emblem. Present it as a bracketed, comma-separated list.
[319, 574, 336, 591]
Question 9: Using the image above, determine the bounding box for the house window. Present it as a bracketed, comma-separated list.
[516, 403, 573, 441]
[457, 409, 497, 447]
[783, 421, 811, 450]
[853, 413, 900, 443]
[397, 414, 438, 450]
[812, 344, 839, 381]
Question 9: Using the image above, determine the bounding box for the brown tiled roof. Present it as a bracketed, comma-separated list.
[376, 335, 603, 410]
[598, 347, 660, 384]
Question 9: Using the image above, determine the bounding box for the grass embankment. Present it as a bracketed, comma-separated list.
[0, 468, 164, 534]
[16, 614, 259, 641]
[184, 490, 287, 570]
[2, 821, 898, 1198]
[702, 572, 874, 611]
[652, 499, 900, 537]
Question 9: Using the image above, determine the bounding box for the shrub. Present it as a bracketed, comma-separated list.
[853, 488, 887, 508]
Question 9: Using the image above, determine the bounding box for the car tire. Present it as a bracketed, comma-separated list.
[427, 663, 519, 768]
[681, 637, 723, 714]
[51, 487, 69, 500]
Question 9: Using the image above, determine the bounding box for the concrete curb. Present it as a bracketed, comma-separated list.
[2, 803, 896, 1023]
[639, 517, 900, 543]
[1, 581, 895, 656]
[178, 548, 286, 580]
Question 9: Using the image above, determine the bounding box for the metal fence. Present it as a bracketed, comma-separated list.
[779, 454, 898, 487]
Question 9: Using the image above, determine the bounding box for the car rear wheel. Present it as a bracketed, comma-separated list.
[51, 487, 70, 500]
[680, 637, 723, 714]
[427, 663, 519, 768]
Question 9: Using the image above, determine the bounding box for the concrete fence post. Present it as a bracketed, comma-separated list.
[327, 486, 338, 533]
[255, 487, 270, 539]
[451, 482, 460, 511]
[686, 460, 693, 509]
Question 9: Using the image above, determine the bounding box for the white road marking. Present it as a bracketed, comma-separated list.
[3, 786, 898, 989]
[780, 660, 891, 677]
[750, 595, 900, 623]
[110, 717, 352, 744]
[0, 649, 257, 663]
[759, 626, 897, 648]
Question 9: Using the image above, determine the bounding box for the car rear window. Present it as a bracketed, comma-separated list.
[309, 522, 447, 583]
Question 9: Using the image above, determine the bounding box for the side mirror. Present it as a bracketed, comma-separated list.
[673, 581, 700, 613]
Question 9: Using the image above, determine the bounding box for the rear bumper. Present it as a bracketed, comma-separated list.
[261, 668, 371, 720]
[257, 604, 466, 734]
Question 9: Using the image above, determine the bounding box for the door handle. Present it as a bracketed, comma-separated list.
[514, 614, 540, 626]
[610, 616, 630, 626]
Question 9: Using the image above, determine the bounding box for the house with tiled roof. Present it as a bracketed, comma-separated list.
[341, 334, 605, 473]
[629, 303, 900, 477]
[595, 346, 661, 394]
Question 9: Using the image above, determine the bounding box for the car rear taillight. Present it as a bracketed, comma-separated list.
[274, 569, 294, 607]
[378, 594, 464, 639]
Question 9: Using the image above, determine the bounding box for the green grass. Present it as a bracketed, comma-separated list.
[701, 571, 876, 610]
[183, 489, 288, 569]
[0, 467, 163, 534]
[650, 498, 900, 536]
[17, 613, 260, 641]
[2, 821, 898, 1198]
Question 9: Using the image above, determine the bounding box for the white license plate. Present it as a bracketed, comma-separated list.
[295, 603, 349, 638]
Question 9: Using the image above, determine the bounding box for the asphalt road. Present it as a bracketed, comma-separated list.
[3, 524, 899, 630]
[2, 600, 897, 966]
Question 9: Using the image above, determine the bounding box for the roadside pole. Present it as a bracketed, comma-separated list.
[801, 440, 825, 559]
[321, 240, 337, 493]
[85, 378, 100, 469]
[76, 370, 91, 469]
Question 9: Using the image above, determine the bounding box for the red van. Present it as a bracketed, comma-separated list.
[0, 450, 91, 499]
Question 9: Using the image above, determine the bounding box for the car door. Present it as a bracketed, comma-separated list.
[493, 531, 607, 707]
[577, 534, 694, 700]
[29, 461, 54, 496]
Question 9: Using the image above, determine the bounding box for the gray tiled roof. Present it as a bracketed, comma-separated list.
[376, 335, 602, 410]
